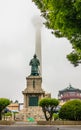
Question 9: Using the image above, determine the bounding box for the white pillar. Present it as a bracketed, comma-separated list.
[35, 27, 42, 75]
[32, 16, 43, 75]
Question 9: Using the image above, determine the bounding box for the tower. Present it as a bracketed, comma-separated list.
[20, 16, 51, 121]
[32, 16, 42, 75]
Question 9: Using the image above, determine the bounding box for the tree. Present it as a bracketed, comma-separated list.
[59, 99, 81, 120]
[14, 100, 19, 103]
[0, 98, 10, 120]
[32, 0, 81, 66]
[39, 98, 59, 121]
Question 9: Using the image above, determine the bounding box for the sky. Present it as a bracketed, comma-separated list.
[0, 0, 81, 103]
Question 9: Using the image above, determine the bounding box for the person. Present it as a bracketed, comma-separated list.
[29, 54, 40, 76]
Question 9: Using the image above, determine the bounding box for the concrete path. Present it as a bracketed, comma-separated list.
[0, 125, 81, 130]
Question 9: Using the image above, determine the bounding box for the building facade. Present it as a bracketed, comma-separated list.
[7, 103, 19, 112]
[58, 84, 81, 103]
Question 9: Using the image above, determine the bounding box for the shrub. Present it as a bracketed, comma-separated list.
[39, 98, 59, 121]
[53, 113, 59, 120]
[59, 99, 81, 120]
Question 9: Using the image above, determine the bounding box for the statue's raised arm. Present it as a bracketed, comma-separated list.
[29, 54, 40, 76]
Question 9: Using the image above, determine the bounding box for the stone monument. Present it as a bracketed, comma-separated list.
[22, 54, 46, 121]
[15, 16, 51, 121]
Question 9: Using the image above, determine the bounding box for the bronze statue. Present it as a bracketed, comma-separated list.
[29, 54, 40, 76]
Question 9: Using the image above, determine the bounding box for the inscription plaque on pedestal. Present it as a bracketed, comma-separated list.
[29, 95, 38, 106]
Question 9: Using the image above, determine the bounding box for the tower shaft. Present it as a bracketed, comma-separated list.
[35, 27, 42, 75]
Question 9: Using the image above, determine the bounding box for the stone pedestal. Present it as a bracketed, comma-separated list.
[22, 107, 45, 121]
[22, 75, 45, 121]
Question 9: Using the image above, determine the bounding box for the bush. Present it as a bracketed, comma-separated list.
[4, 112, 12, 117]
[53, 113, 59, 120]
[39, 98, 59, 121]
[59, 99, 81, 120]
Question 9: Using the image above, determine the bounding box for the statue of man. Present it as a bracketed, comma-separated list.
[29, 54, 40, 76]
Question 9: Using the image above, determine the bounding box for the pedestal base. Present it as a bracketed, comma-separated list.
[16, 106, 45, 121]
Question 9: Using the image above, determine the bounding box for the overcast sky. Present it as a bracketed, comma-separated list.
[0, 0, 81, 103]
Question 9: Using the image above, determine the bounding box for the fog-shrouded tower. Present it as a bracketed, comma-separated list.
[32, 16, 42, 75]
[20, 16, 51, 122]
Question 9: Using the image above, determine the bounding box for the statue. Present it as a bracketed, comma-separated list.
[29, 54, 40, 76]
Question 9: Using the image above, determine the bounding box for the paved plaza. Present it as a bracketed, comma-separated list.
[0, 125, 81, 130]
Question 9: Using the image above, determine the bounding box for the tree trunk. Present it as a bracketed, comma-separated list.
[42, 107, 52, 121]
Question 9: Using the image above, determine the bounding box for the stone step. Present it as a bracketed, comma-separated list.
[14, 121, 37, 126]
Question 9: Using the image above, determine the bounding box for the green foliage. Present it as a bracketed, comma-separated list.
[39, 98, 59, 107]
[32, 0, 81, 66]
[67, 51, 81, 66]
[59, 99, 81, 120]
[0, 98, 10, 120]
[53, 113, 59, 120]
[0, 98, 10, 112]
[39, 98, 59, 121]
[4, 112, 12, 117]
